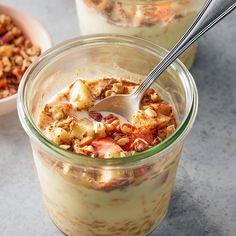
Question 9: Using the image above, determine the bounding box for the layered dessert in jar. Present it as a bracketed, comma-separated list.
[17, 35, 198, 236]
[76, 0, 206, 69]
[35, 77, 180, 235]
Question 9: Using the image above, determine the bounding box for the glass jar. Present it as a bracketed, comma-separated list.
[76, 0, 206, 69]
[17, 35, 198, 236]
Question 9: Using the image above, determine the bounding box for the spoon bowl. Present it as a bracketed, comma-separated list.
[91, 94, 139, 121]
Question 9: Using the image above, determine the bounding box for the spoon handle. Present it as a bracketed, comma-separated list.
[134, 0, 236, 99]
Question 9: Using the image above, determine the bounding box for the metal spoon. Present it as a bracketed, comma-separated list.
[90, 0, 236, 121]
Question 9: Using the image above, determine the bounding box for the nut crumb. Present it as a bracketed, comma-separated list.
[0, 13, 41, 99]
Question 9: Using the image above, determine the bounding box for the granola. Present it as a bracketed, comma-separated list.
[83, 0, 191, 27]
[38, 77, 176, 158]
[0, 14, 41, 99]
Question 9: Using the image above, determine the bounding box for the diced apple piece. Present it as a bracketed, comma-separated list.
[92, 137, 124, 158]
[150, 102, 172, 116]
[70, 118, 95, 139]
[131, 110, 158, 129]
[69, 80, 93, 110]
[38, 111, 53, 130]
[104, 145, 124, 158]
[45, 127, 71, 145]
[93, 122, 106, 138]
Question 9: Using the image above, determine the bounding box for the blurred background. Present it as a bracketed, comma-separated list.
[1, 0, 236, 235]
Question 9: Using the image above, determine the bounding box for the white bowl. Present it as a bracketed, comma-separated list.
[0, 3, 52, 116]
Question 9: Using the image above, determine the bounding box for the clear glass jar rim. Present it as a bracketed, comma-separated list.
[17, 34, 198, 167]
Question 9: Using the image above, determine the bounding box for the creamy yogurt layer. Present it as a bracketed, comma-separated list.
[33, 146, 181, 236]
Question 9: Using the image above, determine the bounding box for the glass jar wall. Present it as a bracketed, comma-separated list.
[76, 0, 206, 68]
[17, 35, 198, 236]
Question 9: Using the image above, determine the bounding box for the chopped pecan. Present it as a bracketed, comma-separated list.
[0, 25, 6, 36]
[105, 120, 120, 134]
[116, 137, 129, 146]
[131, 138, 150, 152]
[103, 114, 118, 124]
[89, 111, 103, 122]
[119, 123, 136, 134]
[0, 76, 7, 89]
[150, 102, 172, 116]
[0, 14, 41, 99]
[1, 31, 14, 44]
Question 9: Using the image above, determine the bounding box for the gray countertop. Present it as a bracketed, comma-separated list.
[0, 0, 236, 235]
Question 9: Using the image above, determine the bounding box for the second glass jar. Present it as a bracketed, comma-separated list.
[76, 0, 206, 69]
